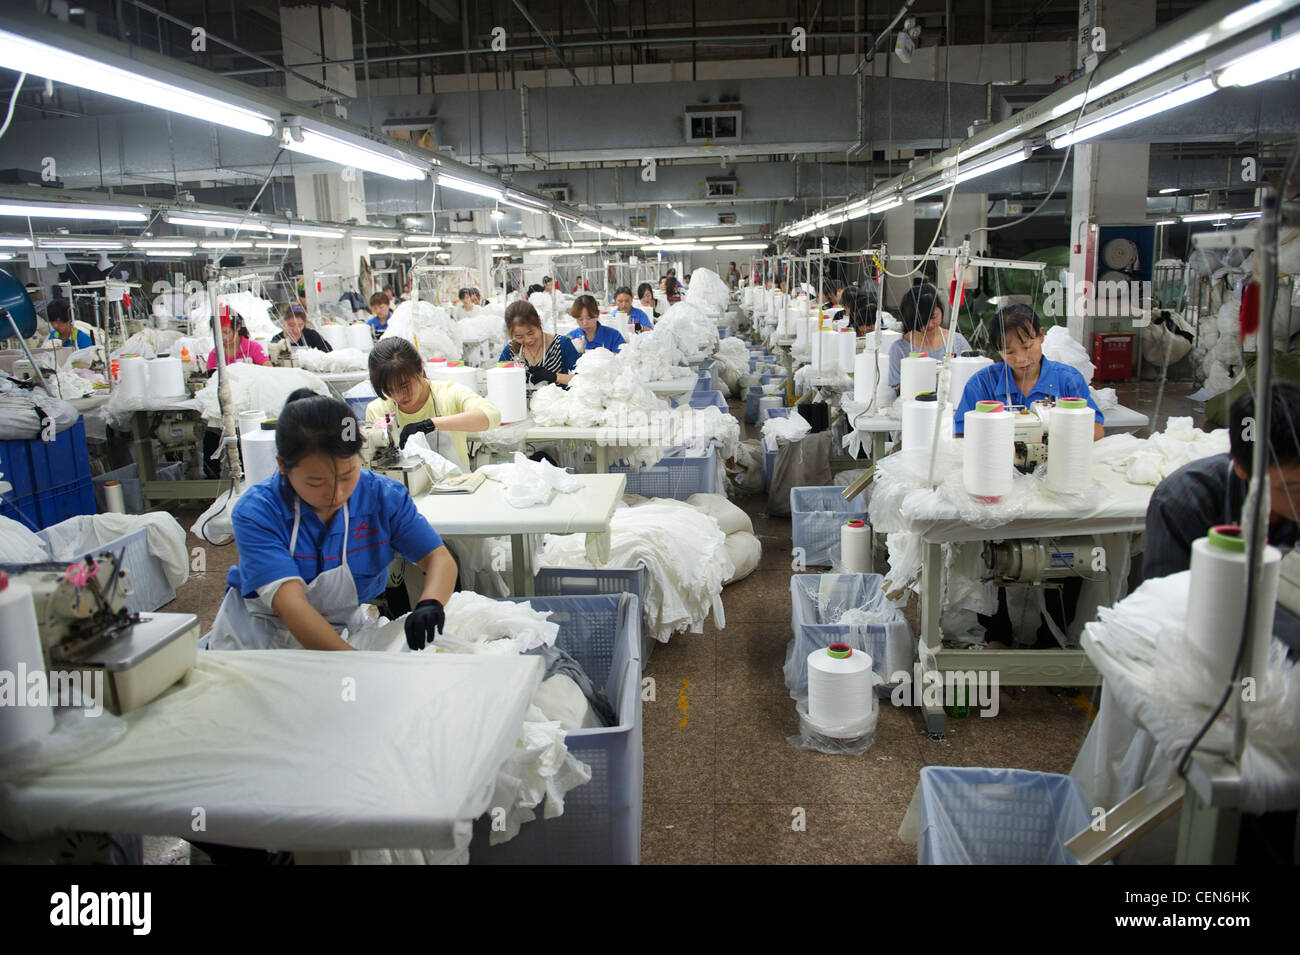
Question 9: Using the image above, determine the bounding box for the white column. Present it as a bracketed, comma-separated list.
[884, 202, 915, 309]
[1066, 0, 1156, 344]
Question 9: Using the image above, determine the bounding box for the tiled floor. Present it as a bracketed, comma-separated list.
[147, 377, 1200, 864]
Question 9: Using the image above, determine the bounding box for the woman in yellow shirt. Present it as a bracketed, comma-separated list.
[365, 338, 501, 469]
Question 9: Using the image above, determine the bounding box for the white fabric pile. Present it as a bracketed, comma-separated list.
[1042, 324, 1095, 383]
[382, 300, 463, 361]
[540, 500, 733, 643]
[714, 336, 750, 380]
[616, 330, 679, 382]
[686, 493, 761, 584]
[40, 369, 101, 400]
[112, 328, 187, 361]
[40, 512, 190, 590]
[293, 346, 371, 373]
[1092, 416, 1229, 486]
[193, 362, 330, 426]
[653, 300, 720, 362]
[762, 410, 811, 449]
[0, 377, 80, 440]
[684, 266, 731, 316]
[456, 309, 509, 355]
[528, 291, 574, 332]
[0, 515, 49, 561]
[477, 451, 582, 507]
[437, 591, 560, 655]
[219, 292, 282, 339]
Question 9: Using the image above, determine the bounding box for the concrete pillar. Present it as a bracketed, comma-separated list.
[884, 202, 916, 309]
[281, 4, 367, 315]
[1066, 0, 1157, 344]
[944, 193, 989, 252]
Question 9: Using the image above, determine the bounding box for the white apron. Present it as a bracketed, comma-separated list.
[207, 500, 374, 650]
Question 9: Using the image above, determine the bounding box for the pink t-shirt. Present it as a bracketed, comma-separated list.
[206, 338, 268, 370]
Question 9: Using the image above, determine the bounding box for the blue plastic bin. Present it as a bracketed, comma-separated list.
[533, 565, 654, 662]
[612, 448, 721, 499]
[786, 574, 913, 691]
[470, 594, 643, 865]
[0, 418, 95, 530]
[672, 390, 727, 412]
[790, 486, 868, 567]
[917, 767, 1092, 865]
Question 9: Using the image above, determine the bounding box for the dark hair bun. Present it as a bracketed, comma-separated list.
[285, 388, 318, 404]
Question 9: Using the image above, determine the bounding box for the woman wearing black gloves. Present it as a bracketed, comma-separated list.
[498, 300, 579, 388]
[206, 389, 457, 652]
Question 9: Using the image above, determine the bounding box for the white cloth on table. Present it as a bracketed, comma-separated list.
[477, 451, 582, 508]
[39, 512, 189, 589]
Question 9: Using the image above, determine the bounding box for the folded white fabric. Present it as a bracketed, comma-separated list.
[0, 514, 49, 562]
[294, 347, 370, 373]
[1092, 416, 1228, 486]
[41, 512, 189, 590]
[541, 500, 733, 643]
[437, 590, 561, 654]
[192, 362, 330, 426]
[477, 451, 582, 508]
[762, 411, 811, 450]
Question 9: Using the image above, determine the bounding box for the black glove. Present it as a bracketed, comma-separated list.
[526, 364, 558, 385]
[404, 599, 445, 651]
[398, 418, 437, 449]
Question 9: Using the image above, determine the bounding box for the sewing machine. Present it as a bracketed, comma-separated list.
[360, 417, 433, 496]
[21, 553, 198, 715]
[266, 340, 299, 368]
[1010, 401, 1051, 473]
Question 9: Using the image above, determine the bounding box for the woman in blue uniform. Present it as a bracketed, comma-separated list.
[953, 304, 1104, 438]
[207, 389, 457, 652]
[567, 294, 625, 354]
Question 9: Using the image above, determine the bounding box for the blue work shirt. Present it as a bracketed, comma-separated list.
[624, 306, 654, 330]
[227, 469, 443, 603]
[568, 322, 625, 353]
[953, 358, 1103, 435]
[367, 316, 389, 336]
[49, 328, 95, 349]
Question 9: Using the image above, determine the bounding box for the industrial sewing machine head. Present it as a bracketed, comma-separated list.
[266, 340, 298, 367]
[360, 415, 432, 495]
[1009, 402, 1050, 473]
[16, 553, 198, 715]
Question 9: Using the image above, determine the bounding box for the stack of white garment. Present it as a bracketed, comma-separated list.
[617, 332, 678, 382]
[476, 451, 582, 507]
[381, 300, 463, 361]
[1092, 416, 1228, 486]
[219, 292, 282, 339]
[540, 500, 734, 644]
[714, 336, 751, 380]
[192, 362, 330, 427]
[686, 493, 761, 584]
[683, 267, 731, 317]
[653, 300, 721, 362]
[456, 310, 509, 356]
[293, 347, 371, 373]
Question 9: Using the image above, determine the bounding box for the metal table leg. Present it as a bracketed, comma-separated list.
[511, 534, 534, 596]
[920, 540, 946, 736]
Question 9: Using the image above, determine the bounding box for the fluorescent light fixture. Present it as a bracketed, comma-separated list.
[869, 196, 904, 214]
[436, 253, 451, 259]
[270, 223, 346, 238]
[0, 28, 277, 137]
[132, 239, 197, 249]
[349, 228, 403, 240]
[436, 173, 503, 200]
[1233, 211, 1262, 219]
[281, 118, 428, 181]
[491, 251, 513, 257]
[0, 237, 33, 247]
[499, 198, 540, 213]
[255, 241, 299, 249]
[1048, 78, 1217, 149]
[1158, 187, 1180, 194]
[505, 190, 548, 210]
[0, 201, 146, 222]
[1088, 32, 1212, 103]
[1181, 212, 1233, 222]
[716, 243, 770, 250]
[164, 212, 269, 232]
[905, 177, 950, 201]
[550, 210, 579, 223]
[1221, 0, 1287, 32]
[1213, 26, 1300, 87]
[143, 250, 192, 257]
[38, 238, 124, 250]
[951, 143, 1034, 187]
[1155, 218, 1179, 225]
[1048, 92, 1088, 120]
[200, 240, 253, 249]
[956, 123, 1028, 163]
[490, 208, 506, 219]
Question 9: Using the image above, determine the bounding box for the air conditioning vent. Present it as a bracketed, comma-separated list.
[706, 177, 738, 198]
[539, 184, 571, 203]
[684, 105, 742, 144]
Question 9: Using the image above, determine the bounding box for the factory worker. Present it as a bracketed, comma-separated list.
[613, 286, 653, 331]
[1144, 383, 1300, 580]
[637, 282, 663, 318]
[726, 262, 740, 289]
[470, 288, 488, 306]
[44, 300, 97, 349]
[542, 275, 555, 293]
[367, 292, 391, 336]
[500, 300, 579, 388]
[889, 280, 972, 395]
[503, 300, 580, 385]
[457, 287, 477, 314]
[206, 313, 269, 371]
[842, 287, 879, 335]
[208, 390, 456, 652]
[663, 275, 683, 304]
[567, 294, 625, 354]
[271, 306, 332, 352]
[953, 304, 1103, 438]
[365, 337, 501, 471]
[821, 279, 845, 312]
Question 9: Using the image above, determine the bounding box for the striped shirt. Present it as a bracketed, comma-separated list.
[1143, 452, 1300, 580]
[499, 334, 579, 380]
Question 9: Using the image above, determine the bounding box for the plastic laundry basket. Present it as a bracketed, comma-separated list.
[790, 486, 869, 567]
[787, 574, 913, 693]
[917, 767, 1092, 865]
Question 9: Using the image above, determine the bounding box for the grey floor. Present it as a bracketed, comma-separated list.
[144, 375, 1200, 864]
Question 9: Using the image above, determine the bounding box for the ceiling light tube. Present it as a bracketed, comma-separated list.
[38, 238, 124, 250]
[143, 250, 192, 257]
[0, 237, 33, 247]
[1181, 212, 1233, 222]
[270, 223, 346, 238]
[1158, 187, 1181, 194]
[281, 118, 428, 181]
[200, 240, 253, 249]
[505, 190, 549, 210]
[164, 212, 269, 232]
[0, 201, 146, 222]
[716, 243, 771, 250]
[436, 173, 504, 200]
[1049, 77, 1217, 149]
[951, 143, 1034, 186]
[0, 27, 277, 137]
[255, 241, 299, 249]
[1155, 219, 1179, 226]
[349, 228, 403, 240]
[1213, 22, 1300, 87]
[132, 239, 197, 249]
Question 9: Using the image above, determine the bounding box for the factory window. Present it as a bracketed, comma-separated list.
[684, 107, 742, 144]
